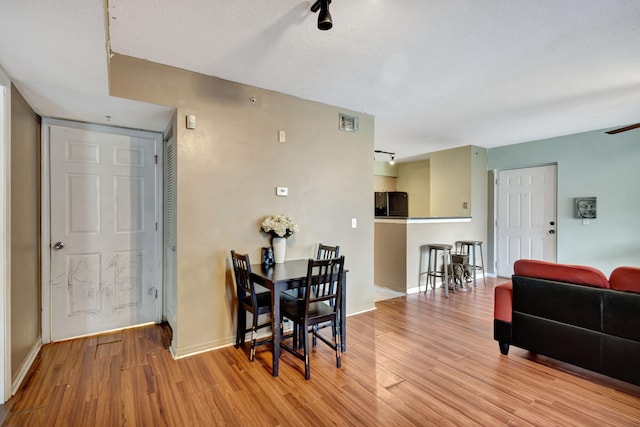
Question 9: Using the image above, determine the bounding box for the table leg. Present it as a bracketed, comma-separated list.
[271, 286, 280, 377]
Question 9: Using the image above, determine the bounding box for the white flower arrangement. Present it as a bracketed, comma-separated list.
[260, 214, 299, 238]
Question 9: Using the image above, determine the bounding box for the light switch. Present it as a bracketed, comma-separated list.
[276, 187, 288, 196]
[278, 130, 286, 143]
[186, 114, 196, 129]
[352, 218, 357, 228]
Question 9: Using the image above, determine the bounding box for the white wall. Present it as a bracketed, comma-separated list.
[0, 64, 11, 402]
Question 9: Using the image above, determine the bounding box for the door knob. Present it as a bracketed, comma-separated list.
[548, 230, 555, 235]
[53, 241, 65, 250]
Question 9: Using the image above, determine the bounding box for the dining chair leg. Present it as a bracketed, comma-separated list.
[303, 321, 311, 380]
[280, 316, 285, 345]
[249, 327, 256, 362]
[334, 322, 342, 369]
[312, 325, 318, 348]
[249, 313, 260, 362]
[236, 307, 246, 348]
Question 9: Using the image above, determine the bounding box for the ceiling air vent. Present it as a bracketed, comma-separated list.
[339, 113, 358, 132]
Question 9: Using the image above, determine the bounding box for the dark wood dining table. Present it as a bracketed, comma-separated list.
[249, 258, 348, 377]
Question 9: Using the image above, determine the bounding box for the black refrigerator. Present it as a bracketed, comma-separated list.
[374, 191, 409, 217]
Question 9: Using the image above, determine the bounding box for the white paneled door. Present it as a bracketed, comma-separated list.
[497, 165, 557, 277]
[49, 126, 159, 341]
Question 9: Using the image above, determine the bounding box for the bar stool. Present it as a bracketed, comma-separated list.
[455, 240, 486, 287]
[418, 244, 453, 298]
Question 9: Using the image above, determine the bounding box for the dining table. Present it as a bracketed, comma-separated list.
[249, 258, 348, 377]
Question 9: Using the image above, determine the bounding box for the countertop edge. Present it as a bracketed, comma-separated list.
[374, 217, 472, 224]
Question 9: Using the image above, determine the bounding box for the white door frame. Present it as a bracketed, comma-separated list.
[41, 118, 164, 343]
[0, 66, 12, 402]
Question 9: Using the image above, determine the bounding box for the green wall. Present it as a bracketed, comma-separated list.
[488, 127, 640, 275]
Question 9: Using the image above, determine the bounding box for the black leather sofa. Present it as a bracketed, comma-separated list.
[494, 260, 640, 386]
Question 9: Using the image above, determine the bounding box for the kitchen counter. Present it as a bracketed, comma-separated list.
[375, 216, 471, 224]
[374, 216, 480, 294]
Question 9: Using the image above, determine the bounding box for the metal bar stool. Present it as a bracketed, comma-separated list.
[419, 244, 453, 298]
[455, 240, 486, 287]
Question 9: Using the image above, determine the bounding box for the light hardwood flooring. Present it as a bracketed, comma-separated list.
[1, 277, 639, 426]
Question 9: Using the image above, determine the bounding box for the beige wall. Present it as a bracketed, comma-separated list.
[397, 160, 430, 217]
[430, 146, 471, 217]
[109, 55, 376, 356]
[373, 222, 406, 291]
[373, 160, 398, 177]
[10, 85, 40, 378]
[373, 175, 396, 192]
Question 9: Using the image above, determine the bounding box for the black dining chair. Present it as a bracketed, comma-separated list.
[283, 243, 341, 303]
[312, 243, 341, 346]
[280, 256, 345, 380]
[231, 250, 272, 362]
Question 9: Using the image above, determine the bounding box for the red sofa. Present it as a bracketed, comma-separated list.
[494, 259, 640, 386]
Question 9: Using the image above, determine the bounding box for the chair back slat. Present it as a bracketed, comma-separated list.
[231, 250, 257, 307]
[304, 256, 345, 318]
[317, 243, 340, 260]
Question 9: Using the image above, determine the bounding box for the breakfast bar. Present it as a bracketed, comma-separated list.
[374, 216, 480, 294]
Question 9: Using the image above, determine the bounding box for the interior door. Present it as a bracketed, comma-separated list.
[49, 126, 159, 341]
[497, 164, 557, 277]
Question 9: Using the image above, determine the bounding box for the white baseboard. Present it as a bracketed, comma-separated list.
[347, 304, 376, 316]
[11, 338, 42, 396]
[171, 337, 233, 359]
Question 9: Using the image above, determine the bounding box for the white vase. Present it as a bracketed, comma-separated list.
[272, 237, 286, 264]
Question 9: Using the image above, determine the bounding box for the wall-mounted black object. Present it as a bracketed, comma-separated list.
[575, 197, 597, 219]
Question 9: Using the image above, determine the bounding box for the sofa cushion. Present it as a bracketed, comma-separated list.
[513, 259, 610, 289]
[609, 266, 640, 293]
[494, 283, 513, 322]
[602, 290, 640, 341]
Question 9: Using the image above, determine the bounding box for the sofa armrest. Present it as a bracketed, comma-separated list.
[494, 283, 513, 355]
[494, 283, 512, 322]
[609, 266, 640, 293]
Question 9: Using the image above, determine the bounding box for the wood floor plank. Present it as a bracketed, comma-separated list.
[2, 277, 639, 426]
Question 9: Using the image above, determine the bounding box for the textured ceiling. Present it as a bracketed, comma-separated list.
[2, 1, 640, 161]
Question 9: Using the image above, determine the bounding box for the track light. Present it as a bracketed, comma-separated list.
[311, 0, 333, 31]
[375, 150, 396, 165]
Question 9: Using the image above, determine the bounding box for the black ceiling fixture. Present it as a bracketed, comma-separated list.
[375, 150, 396, 165]
[605, 122, 640, 135]
[311, 0, 332, 31]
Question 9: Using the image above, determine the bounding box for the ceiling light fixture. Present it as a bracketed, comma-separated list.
[375, 150, 396, 165]
[311, 0, 333, 31]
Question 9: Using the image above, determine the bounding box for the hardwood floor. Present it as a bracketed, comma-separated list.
[2, 278, 639, 426]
